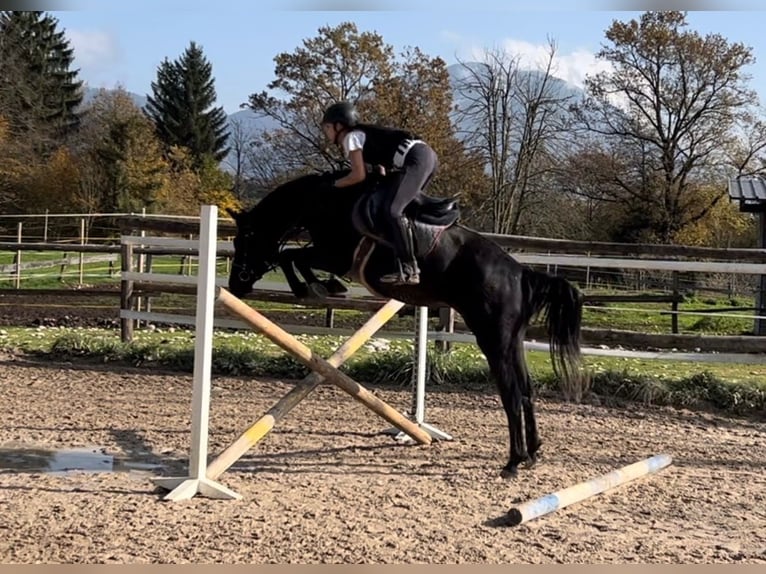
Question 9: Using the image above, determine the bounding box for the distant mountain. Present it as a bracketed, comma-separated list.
[82, 86, 148, 110]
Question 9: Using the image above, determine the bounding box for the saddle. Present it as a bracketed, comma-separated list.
[351, 183, 460, 258]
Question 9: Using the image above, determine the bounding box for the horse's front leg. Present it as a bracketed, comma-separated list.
[279, 247, 332, 299]
[292, 251, 349, 297]
[278, 248, 310, 299]
[291, 247, 351, 298]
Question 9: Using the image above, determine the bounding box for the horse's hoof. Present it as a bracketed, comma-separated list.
[500, 466, 518, 480]
[293, 284, 310, 299]
[307, 282, 329, 299]
[323, 278, 349, 296]
[522, 456, 537, 469]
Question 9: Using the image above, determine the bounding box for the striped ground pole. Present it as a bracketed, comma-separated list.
[507, 453, 673, 526]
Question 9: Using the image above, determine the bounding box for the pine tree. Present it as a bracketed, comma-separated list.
[145, 41, 230, 166]
[0, 11, 83, 141]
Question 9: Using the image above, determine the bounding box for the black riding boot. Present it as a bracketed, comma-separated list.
[380, 216, 420, 285]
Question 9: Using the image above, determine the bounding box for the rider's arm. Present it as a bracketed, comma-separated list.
[334, 131, 367, 187]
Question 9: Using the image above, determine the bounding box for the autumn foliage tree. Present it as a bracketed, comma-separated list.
[160, 146, 238, 216]
[74, 88, 169, 214]
[569, 11, 757, 243]
[245, 22, 486, 204]
[673, 184, 755, 248]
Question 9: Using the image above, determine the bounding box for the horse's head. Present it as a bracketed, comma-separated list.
[225, 173, 329, 297]
[226, 206, 283, 297]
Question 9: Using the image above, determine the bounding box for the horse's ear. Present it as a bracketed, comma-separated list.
[225, 207, 241, 221]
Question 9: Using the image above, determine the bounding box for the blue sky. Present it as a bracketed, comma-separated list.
[49, 4, 766, 114]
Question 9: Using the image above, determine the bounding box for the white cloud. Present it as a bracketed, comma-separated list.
[67, 29, 121, 74]
[497, 38, 613, 89]
[443, 31, 614, 89]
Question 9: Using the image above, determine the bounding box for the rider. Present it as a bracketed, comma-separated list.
[320, 101, 439, 286]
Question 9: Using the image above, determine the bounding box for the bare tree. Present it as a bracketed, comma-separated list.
[224, 117, 253, 200]
[242, 133, 303, 200]
[453, 39, 577, 234]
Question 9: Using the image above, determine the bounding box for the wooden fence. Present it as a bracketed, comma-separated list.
[2, 214, 766, 356]
[114, 215, 766, 356]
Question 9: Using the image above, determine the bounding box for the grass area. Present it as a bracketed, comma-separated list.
[0, 254, 290, 291]
[583, 292, 755, 335]
[1, 325, 764, 418]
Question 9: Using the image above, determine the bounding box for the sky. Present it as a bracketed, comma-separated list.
[43, 3, 766, 115]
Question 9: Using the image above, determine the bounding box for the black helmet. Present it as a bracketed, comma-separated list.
[322, 101, 359, 127]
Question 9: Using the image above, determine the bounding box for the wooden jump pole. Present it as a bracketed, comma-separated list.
[206, 297, 406, 480]
[507, 453, 673, 526]
[217, 287, 433, 447]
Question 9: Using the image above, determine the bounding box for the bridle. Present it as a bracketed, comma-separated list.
[231, 224, 306, 283]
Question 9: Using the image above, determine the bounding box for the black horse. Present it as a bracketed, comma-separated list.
[226, 172, 584, 478]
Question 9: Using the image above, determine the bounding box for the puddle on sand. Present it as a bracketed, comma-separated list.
[0, 446, 164, 475]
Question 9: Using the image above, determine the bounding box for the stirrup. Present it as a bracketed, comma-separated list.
[380, 261, 420, 285]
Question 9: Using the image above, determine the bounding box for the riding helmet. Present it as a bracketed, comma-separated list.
[322, 101, 359, 127]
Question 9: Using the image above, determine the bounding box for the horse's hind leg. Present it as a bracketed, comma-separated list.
[466, 309, 528, 478]
[513, 337, 542, 466]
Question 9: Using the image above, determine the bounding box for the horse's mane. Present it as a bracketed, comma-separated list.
[244, 168, 364, 223]
[243, 172, 322, 221]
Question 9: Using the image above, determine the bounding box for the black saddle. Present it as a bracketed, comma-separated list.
[356, 187, 459, 234]
[351, 184, 460, 257]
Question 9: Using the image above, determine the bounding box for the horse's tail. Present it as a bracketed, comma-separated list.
[521, 266, 586, 397]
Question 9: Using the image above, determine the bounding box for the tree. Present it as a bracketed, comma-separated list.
[247, 22, 394, 173]
[373, 46, 489, 202]
[223, 116, 258, 201]
[453, 41, 578, 234]
[0, 114, 38, 212]
[0, 11, 83, 143]
[571, 11, 756, 243]
[725, 108, 766, 177]
[20, 146, 81, 215]
[673, 184, 755, 248]
[160, 146, 239, 215]
[245, 22, 485, 202]
[76, 88, 169, 214]
[145, 41, 230, 166]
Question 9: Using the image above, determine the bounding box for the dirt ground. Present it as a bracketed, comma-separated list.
[0, 353, 765, 564]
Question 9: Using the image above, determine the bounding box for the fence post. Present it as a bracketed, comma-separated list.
[145, 254, 153, 316]
[78, 218, 85, 285]
[14, 222, 22, 289]
[136, 210, 146, 322]
[435, 306, 455, 353]
[324, 307, 335, 328]
[187, 233, 194, 275]
[671, 271, 680, 335]
[120, 241, 135, 342]
[58, 253, 68, 282]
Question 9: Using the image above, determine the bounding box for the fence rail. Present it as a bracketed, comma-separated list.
[1, 213, 766, 354]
